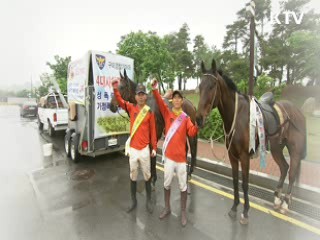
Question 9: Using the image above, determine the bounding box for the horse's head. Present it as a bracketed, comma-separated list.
[110, 69, 137, 113]
[196, 59, 221, 128]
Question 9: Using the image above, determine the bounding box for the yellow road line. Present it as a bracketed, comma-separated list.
[156, 165, 320, 236]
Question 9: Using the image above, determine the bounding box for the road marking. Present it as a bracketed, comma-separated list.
[156, 165, 320, 236]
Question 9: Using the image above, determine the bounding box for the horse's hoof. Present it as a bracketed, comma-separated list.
[239, 213, 249, 225]
[228, 210, 237, 219]
[274, 196, 282, 210]
[274, 204, 281, 210]
[280, 200, 289, 214]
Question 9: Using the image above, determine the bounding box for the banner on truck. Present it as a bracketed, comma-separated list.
[67, 52, 90, 105]
[92, 51, 133, 138]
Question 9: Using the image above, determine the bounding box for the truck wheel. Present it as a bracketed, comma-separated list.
[70, 134, 80, 163]
[48, 121, 55, 137]
[38, 117, 43, 131]
[64, 131, 72, 158]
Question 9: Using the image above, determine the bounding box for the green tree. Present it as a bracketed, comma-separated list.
[220, 51, 250, 86]
[223, 20, 248, 54]
[46, 55, 71, 93]
[193, 35, 218, 86]
[164, 23, 194, 90]
[37, 73, 53, 97]
[117, 31, 175, 93]
[268, 0, 319, 85]
[117, 31, 149, 83]
[288, 31, 320, 85]
[223, 0, 271, 55]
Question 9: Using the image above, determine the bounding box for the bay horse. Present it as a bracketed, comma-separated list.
[110, 69, 198, 188]
[196, 59, 306, 224]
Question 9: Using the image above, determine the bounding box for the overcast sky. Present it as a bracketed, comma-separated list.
[0, 0, 319, 89]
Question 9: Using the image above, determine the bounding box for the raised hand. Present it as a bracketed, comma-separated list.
[151, 78, 158, 89]
[112, 78, 120, 89]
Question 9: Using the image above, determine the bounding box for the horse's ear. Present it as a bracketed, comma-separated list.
[119, 70, 123, 79]
[124, 69, 128, 79]
[201, 61, 206, 73]
[211, 59, 217, 73]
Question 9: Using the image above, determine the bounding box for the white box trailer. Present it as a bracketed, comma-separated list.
[64, 51, 133, 162]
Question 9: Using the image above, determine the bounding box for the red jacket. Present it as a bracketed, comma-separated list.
[114, 89, 157, 151]
[153, 89, 198, 163]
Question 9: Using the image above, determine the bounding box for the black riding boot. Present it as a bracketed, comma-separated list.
[127, 180, 137, 213]
[145, 179, 153, 213]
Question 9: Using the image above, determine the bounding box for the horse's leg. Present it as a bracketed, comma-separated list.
[228, 154, 239, 219]
[270, 139, 288, 210]
[280, 144, 302, 214]
[187, 136, 198, 194]
[189, 136, 198, 174]
[239, 154, 250, 225]
[149, 144, 157, 189]
[151, 156, 157, 186]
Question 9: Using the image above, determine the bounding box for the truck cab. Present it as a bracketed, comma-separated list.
[38, 93, 68, 136]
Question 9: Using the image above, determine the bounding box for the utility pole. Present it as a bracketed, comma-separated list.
[247, 0, 256, 96]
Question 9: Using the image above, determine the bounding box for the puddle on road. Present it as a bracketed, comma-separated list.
[70, 169, 96, 181]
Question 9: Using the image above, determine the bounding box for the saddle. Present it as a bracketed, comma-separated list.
[257, 92, 281, 136]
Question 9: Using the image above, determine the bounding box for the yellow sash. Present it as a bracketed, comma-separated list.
[125, 105, 150, 156]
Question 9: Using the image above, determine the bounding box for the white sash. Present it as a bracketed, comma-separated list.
[162, 112, 187, 163]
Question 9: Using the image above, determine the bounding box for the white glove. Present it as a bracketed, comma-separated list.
[151, 149, 157, 157]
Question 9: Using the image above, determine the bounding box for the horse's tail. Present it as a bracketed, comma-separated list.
[279, 100, 307, 159]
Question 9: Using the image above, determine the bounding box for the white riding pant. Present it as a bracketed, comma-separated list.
[129, 145, 151, 181]
[163, 157, 187, 192]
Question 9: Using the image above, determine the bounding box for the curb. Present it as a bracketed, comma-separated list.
[157, 147, 320, 205]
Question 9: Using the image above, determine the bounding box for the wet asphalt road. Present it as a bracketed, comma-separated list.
[0, 105, 319, 240]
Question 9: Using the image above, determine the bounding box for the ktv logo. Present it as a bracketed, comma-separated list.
[270, 10, 304, 25]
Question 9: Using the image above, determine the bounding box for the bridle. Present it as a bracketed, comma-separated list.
[203, 73, 219, 111]
[202, 73, 239, 153]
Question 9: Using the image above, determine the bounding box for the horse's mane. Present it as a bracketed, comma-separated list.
[217, 69, 240, 93]
[129, 78, 137, 88]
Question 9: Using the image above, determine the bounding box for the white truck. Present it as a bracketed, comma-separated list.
[37, 92, 68, 136]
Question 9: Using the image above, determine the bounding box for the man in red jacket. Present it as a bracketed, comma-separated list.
[112, 79, 157, 213]
[151, 79, 198, 227]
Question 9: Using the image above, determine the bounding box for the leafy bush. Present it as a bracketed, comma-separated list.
[199, 109, 224, 142]
[254, 75, 274, 98]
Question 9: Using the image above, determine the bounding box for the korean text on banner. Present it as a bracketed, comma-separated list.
[92, 51, 134, 138]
